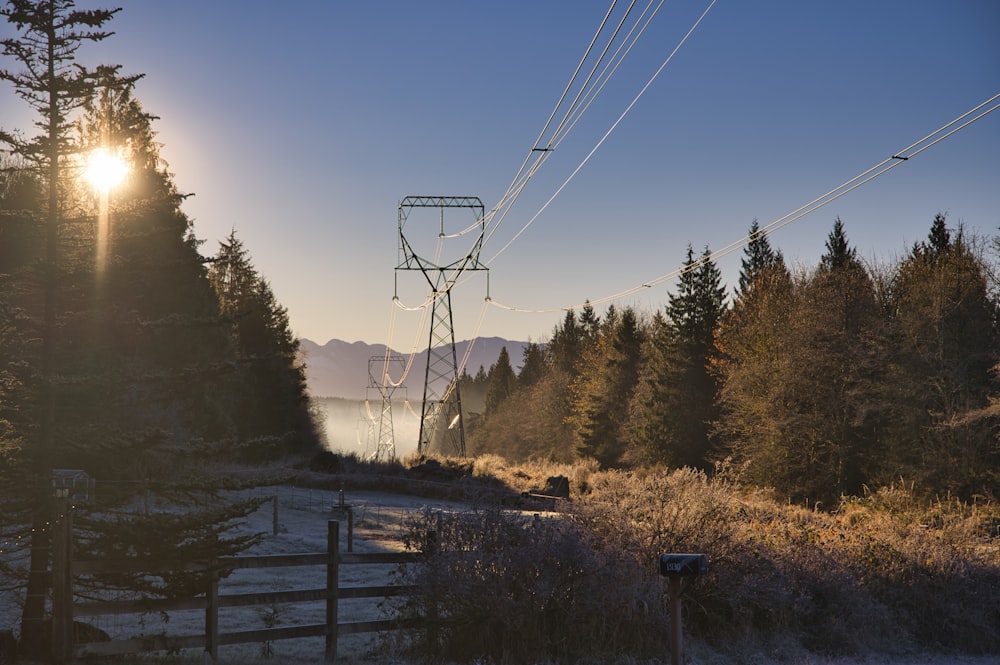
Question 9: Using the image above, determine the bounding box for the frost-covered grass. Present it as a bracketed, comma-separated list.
[3, 458, 999, 665]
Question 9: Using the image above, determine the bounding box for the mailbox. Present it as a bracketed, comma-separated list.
[659, 553, 708, 578]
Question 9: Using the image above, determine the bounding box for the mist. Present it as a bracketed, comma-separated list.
[317, 397, 421, 460]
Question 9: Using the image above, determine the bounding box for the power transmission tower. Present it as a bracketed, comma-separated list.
[366, 354, 405, 462]
[395, 196, 488, 457]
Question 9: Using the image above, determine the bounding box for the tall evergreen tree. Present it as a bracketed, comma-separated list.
[0, 6, 307, 657]
[569, 306, 644, 467]
[208, 230, 320, 457]
[926, 212, 951, 257]
[484, 346, 516, 415]
[641, 245, 727, 469]
[0, 3, 139, 653]
[548, 309, 580, 375]
[737, 219, 784, 298]
[819, 217, 861, 273]
[517, 341, 546, 389]
[714, 235, 797, 488]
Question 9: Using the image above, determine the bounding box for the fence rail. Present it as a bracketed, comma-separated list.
[51, 513, 422, 663]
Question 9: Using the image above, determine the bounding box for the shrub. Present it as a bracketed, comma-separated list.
[396, 504, 669, 663]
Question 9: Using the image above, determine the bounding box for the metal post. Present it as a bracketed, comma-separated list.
[347, 508, 354, 553]
[668, 577, 683, 665]
[51, 491, 72, 664]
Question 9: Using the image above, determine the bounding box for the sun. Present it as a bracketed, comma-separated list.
[83, 147, 128, 192]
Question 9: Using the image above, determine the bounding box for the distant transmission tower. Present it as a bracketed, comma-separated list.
[366, 354, 405, 462]
[395, 196, 488, 457]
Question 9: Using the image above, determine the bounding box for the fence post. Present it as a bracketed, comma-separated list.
[205, 564, 219, 664]
[347, 508, 354, 553]
[51, 491, 73, 664]
[272, 495, 279, 536]
[325, 520, 340, 662]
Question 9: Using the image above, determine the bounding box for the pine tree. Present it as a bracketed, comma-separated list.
[517, 341, 546, 389]
[926, 212, 951, 257]
[548, 309, 581, 374]
[720, 220, 884, 504]
[483, 346, 516, 415]
[737, 219, 784, 298]
[208, 230, 320, 458]
[569, 306, 644, 467]
[624, 311, 681, 464]
[819, 217, 861, 273]
[1, 6, 307, 656]
[643, 245, 728, 469]
[0, 3, 139, 653]
[714, 235, 794, 488]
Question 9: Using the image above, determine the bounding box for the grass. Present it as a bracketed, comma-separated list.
[50, 452, 994, 664]
[368, 455, 1000, 664]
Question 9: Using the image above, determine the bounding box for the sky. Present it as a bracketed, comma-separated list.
[2, 1, 999, 350]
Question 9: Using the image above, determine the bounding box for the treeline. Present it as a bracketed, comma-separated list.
[464, 216, 1000, 507]
[0, 2, 320, 656]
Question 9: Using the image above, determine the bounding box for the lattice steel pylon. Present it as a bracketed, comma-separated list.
[367, 354, 405, 462]
[395, 196, 488, 457]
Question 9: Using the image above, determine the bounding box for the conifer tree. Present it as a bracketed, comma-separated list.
[548, 308, 581, 374]
[625, 311, 682, 465]
[714, 231, 794, 487]
[517, 341, 546, 389]
[647, 245, 727, 469]
[0, 3, 139, 653]
[0, 5, 300, 656]
[569, 306, 644, 467]
[484, 346, 516, 415]
[737, 219, 784, 298]
[208, 230, 320, 458]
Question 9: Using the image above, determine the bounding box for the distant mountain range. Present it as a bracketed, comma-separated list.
[298, 337, 530, 399]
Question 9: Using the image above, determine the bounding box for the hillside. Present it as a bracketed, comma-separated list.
[298, 337, 529, 399]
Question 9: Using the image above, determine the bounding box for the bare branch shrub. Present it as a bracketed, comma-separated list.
[390, 463, 1000, 662]
[396, 504, 668, 663]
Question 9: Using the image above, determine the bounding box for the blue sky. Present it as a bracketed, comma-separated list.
[3, 1, 999, 349]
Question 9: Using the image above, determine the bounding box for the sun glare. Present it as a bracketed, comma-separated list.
[84, 148, 128, 192]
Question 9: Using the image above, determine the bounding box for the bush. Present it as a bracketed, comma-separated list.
[396, 504, 669, 663]
[387, 463, 1000, 662]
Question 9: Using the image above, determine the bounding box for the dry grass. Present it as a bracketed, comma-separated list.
[383, 457, 1000, 664]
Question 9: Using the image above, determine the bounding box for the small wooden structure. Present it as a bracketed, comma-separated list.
[50, 518, 421, 663]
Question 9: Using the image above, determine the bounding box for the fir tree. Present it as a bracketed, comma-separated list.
[0, 3, 138, 653]
[569, 307, 644, 467]
[737, 219, 784, 298]
[819, 217, 861, 273]
[653, 245, 727, 469]
[517, 341, 546, 389]
[484, 346, 516, 415]
[208, 230, 320, 457]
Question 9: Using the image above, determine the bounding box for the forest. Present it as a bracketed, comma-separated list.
[0, 1, 322, 658]
[460, 214, 1000, 508]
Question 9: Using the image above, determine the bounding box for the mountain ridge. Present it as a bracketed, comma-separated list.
[298, 336, 530, 400]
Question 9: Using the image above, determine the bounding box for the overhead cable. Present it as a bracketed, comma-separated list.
[487, 91, 1000, 314]
[484, 0, 717, 265]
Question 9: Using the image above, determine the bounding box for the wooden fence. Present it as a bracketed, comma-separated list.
[51, 514, 422, 663]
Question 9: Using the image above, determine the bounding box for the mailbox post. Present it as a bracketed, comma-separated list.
[659, 553, 707, 665]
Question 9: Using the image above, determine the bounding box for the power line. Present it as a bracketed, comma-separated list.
[483, 0, 717, 265]
[487, 91, 1000, 315]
